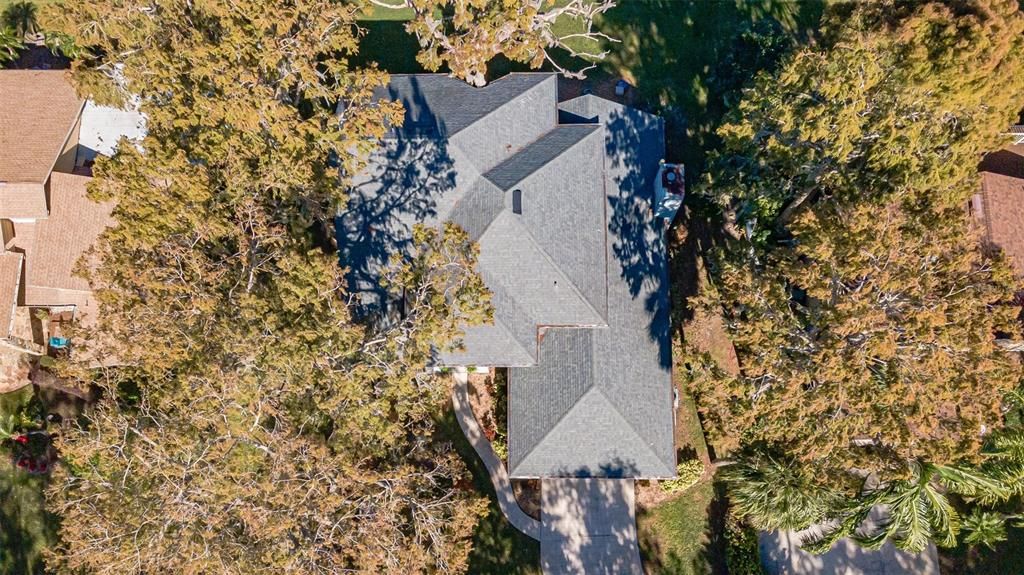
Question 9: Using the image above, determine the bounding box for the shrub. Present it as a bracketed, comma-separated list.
[491, 437, 508, 461]
[660, 460, 705, 493]
[725, 514, 765, 575]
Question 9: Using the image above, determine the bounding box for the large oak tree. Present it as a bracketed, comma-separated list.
[686, 0, 1024, 551]
[41, 1, 492, 573]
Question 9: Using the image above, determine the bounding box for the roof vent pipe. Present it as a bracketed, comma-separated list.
[512, 189, 522, 215]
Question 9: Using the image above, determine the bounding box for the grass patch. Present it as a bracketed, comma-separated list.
[0, 387, 57, 575]
[586, 0, 825, 173]
[357, 0, 416, 21]
[638, 479, 724, 575]
[435, 407, 541, 575]
[0, 471, 55, 575]
[355, 18, 424, 74]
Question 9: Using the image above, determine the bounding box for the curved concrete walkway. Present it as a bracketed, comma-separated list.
[452, 371, 541, 541]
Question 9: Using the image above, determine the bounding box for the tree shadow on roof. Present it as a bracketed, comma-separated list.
[604, 105, 672, 369]
[979, 147, 1024, 180]
[336, 80, 456, 318]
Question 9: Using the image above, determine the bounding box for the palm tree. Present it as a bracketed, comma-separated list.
[0, 26, 24, 63]
[803, 452, 1023, 554]
[722, 453, 844, 532]
[1, 1, 38, 39]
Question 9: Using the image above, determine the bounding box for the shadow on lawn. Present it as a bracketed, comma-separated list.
[594, 0, 825, 177]
[435, 408, 541, 575]
[637, 480, 729, 575]
[0, 388, 58, 575]
[354, 20, 535, 79]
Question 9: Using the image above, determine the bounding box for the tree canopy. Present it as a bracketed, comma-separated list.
[41, 0, 492, 572]
[687, 0, 1024, 552]
[374, 0, 615, 85]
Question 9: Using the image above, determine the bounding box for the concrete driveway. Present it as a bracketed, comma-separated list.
[540, 478, 644, 575]
[760, 519, 940, 575]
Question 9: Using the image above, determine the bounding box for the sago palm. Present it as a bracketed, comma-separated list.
[1, 1, 38, 39]
[0, 26, 23, 62]
[962, 509, 1008, 550]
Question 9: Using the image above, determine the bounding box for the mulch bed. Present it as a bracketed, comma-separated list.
[465, 370, 541, 520]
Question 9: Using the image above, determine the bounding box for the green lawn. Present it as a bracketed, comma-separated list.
[639, 480, 724, 575]
[0, 387, 57, 575]
[357, 0, 416, 21]
[435, 408, 541, 575]
[587, 0, 825, 171]
[354, 0, 825, 173]
[637, 385, 725, 574]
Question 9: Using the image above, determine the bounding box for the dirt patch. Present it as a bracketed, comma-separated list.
[666, 205, 742, 463]
[513, 479, 541, 521]
[636, 480, 670, 510]
[466, 368, 493, 427]
[0, 346, 32, 394]
[466, 370, 498, 439]
[558, 75, 639, 107]
[668, 206, 740, 377]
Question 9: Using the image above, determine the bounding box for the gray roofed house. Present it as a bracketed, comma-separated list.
[338, 73, 675, 479]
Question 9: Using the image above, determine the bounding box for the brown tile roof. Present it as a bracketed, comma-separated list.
[0, 252, 22, 338]
[23, 173, 113, 313]
[0, 70, 84, 185]
[0, 182, 47, 219]
[976, 146, 1024, 276]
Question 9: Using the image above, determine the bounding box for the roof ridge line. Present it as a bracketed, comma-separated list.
[453, 74, 556, 137]
[512, 387, 674, 478]
[511, 386, 600, 476]
[40, 99, 87, 188]
[592, 387, 676, 476]
[509, 216, 607, 329]
[481, 123, 601, 191]
[490, 315, 535, 364]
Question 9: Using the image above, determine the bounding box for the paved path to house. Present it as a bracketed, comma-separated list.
[451, 372, 541, 541]
[540, 478, 643, 575]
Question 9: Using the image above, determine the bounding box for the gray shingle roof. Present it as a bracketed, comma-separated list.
[507, 95, 673, 479]
[341, 76, 674, 478]
[380, 73, 554, 138]
[483, 124, 599, 190]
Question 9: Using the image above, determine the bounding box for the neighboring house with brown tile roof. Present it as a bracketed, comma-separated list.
[974, 145, 1024, 275]
[0, 70, 119, 360]
[22, 173, 114, 325]
[0, 70, 85, 221]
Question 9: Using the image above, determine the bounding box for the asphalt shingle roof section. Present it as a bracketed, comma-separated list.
[342, 75, 674, 478]
[508, 95, 674, 479]
[23, 172, 114, 328]
[483, 124, 600, 190]
[381, 74, 554, 139]
[975, 146, 1024, 275]
[0, 183, 49, 219]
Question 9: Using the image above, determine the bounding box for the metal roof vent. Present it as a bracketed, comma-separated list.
[512, 189, 522, 215]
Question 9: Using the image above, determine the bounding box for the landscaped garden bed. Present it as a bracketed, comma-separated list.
[466, 368, 542, 520]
